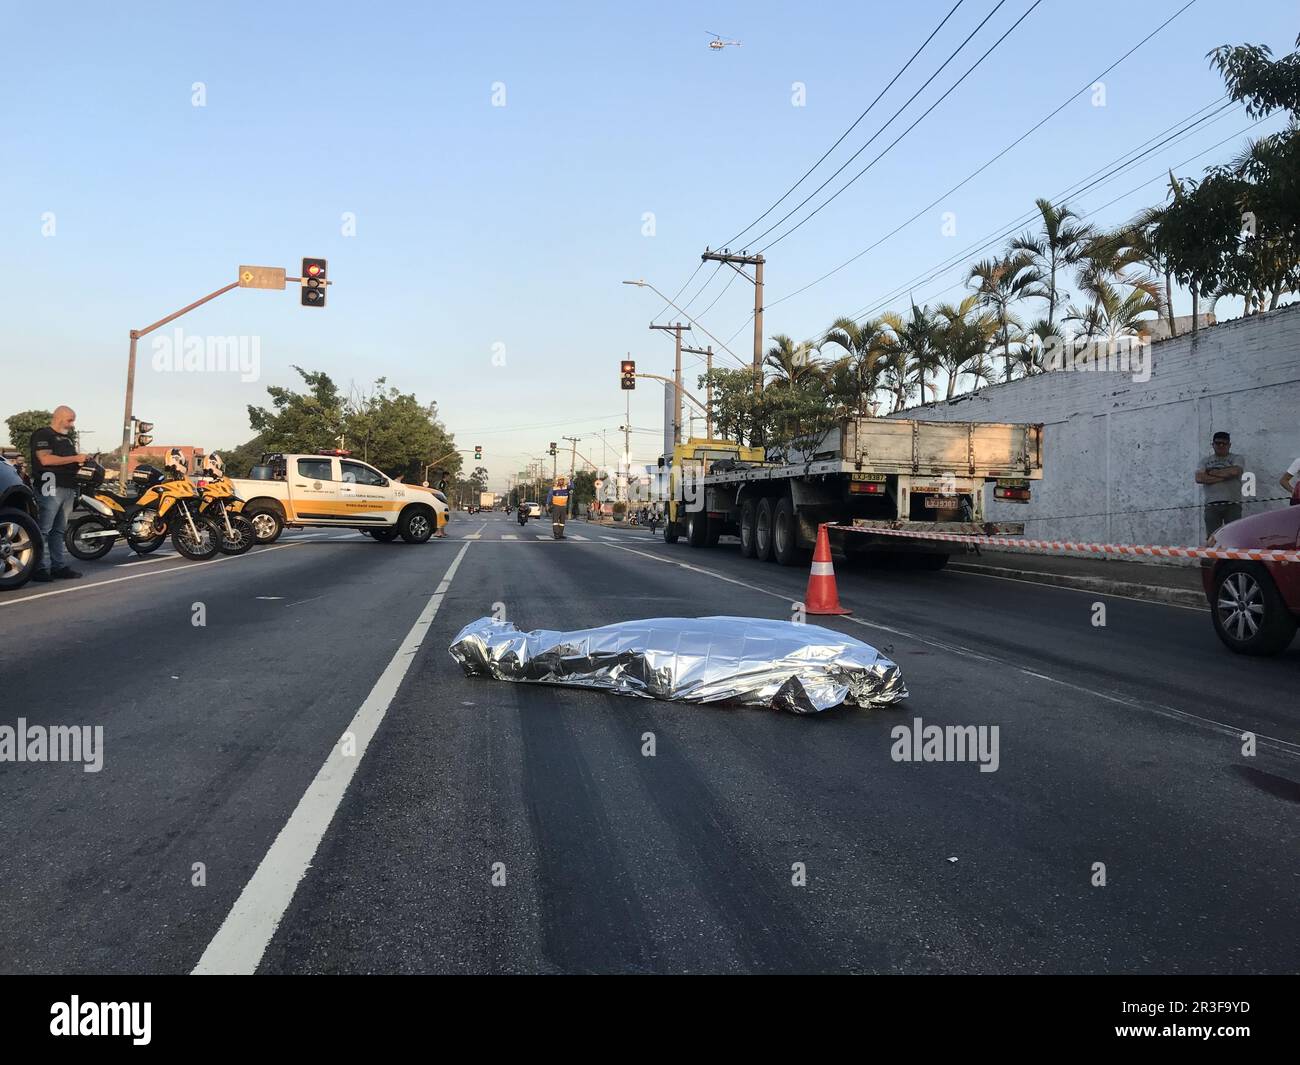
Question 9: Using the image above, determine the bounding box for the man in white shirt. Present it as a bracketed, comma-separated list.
[1280, 454, 1300, 504]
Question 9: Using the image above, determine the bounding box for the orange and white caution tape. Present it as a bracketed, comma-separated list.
[830, 525, 1300, 564]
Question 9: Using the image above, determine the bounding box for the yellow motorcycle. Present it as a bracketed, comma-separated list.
[197, 453, 255, 555]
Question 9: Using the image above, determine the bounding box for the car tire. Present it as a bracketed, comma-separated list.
[755, 498, 776, 562]
[739, 499, 757, 557]
[399, 506, 434, 544]
[1211, 563, 1298, 656]
[369, 528, 400, 542]
[0, 509, 42, 590]
[245, 504, 284, 544]
[773, 497, 799, 566]
[65, 514, 116, 561]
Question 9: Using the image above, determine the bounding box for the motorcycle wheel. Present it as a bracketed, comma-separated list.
[65, 515, 116, 560]
[217, 512, 256, 555]
[171, 512, 221, 561]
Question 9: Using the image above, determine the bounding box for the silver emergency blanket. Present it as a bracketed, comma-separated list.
[448, 616, 907, 714]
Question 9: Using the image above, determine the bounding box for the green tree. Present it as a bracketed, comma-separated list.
[821, 316, 895, 416]
[247, 367, 347, 452]
[7, 409, 53, 451]
[968, 251, 1039, 382]
[1010, 199, 1094, 328]
[700, 366, 766, 447]
[933, 297, 997, 399]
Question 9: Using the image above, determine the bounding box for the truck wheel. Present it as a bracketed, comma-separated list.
[1211, 563, 1297, 655]
[739, 499, 757, 557]
[686, 510, 709, 548]
[705, 519, 721, 547]
[755, 498, 775, 561]
[368, 528, 400, 542]
[245, 503, 284, 544]
[399, 506, 434, 544]
[913, 553, 950, 571]
[772, 497, 799, 566]
[664, 520, 679, 544]
[0, 509, 42, 590]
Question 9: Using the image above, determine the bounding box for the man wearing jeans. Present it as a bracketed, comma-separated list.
[29, 406, 88, 582]
[1195, 430, 1244, 541]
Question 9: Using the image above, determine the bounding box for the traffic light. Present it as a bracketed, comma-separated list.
[133, 420, 153, 448]
[474, 445, 482, 461]
[301, 258, 327, 307]
[549, 441, 557, 456]
[620, 359, 636, 389]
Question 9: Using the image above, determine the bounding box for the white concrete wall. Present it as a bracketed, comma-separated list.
[898, 303, 1300, 548]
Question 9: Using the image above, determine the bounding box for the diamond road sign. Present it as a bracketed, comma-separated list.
[238, 265, 286, 290]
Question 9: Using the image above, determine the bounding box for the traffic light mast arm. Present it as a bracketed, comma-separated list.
[633, 373, 709, 415]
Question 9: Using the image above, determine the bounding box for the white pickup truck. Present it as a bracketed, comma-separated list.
[231, 451, 448, 544]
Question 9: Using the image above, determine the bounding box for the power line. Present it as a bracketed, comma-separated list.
[760, 0, 1206, 311]
[652, 260, 704, 323]
[756, 0, 1048, 252]
[718, 0, 968, 250]
[854, 109, 1260, 323]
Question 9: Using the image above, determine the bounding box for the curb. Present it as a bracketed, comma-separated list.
[948, 562, 1207, 608]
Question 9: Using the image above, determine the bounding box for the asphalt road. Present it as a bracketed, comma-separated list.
[0, 512, 1296, 974]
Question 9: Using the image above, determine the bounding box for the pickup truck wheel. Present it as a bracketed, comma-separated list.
[245, 504, 284, 544]
[755, 498, 775, 561]
[368, 528, 400, 542]
[0, 509, 42, 590]
[773, 497, 799, 566]
[1211, 563, 1297, 655]
[739, 499, 757, 557]
[399, 506, 434, 544]
[686, 510, 709, 548]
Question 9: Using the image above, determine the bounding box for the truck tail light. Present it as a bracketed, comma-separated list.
[850, 481, 883, 494]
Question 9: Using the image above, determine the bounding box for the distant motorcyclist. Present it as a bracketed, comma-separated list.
[545, 477, 571, 540]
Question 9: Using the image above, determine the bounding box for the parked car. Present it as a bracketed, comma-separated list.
[525, 502, 542, 519]
[0, 457, 42, 591]
[1202, 506, 1300, 655]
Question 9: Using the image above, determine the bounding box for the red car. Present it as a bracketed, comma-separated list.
[1202, 505, 1300, 655]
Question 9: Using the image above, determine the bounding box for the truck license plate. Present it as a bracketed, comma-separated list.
[924, 495, 960, 509]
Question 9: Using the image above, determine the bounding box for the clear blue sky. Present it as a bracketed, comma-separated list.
[3, 0, 1294, 489]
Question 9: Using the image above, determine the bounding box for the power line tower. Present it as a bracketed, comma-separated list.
[700, 249, 764, 393]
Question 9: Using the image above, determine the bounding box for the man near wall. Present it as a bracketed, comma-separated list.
[1280, 453, 1300, 505]
[1195, 431, 1245, 540]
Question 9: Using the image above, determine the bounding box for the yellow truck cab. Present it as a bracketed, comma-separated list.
[231, 450, 448, 544]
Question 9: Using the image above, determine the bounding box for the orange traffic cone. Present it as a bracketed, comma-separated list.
[804, 524, 851, 615]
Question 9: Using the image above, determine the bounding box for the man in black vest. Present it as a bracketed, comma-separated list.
[29, 406, 88, 581]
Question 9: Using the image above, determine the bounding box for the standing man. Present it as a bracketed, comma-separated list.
[1195, 431, 1245, 541]
[30, 405, 87, 581]
[546, 476, 570, 539]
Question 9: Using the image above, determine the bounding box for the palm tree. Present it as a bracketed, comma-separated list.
[1010, 199, 1094, 328]
[968, 251, 1039, 382]
[1126, 207, 1178, 336]
[764, 334, 822, 389]
[892, 303, 941, 407]
[822, 316, 896, 415]
[933, 296, 997, 399]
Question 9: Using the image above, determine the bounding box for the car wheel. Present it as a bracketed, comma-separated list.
[399, 507, 434, 544]
[1211, 563, 1298, 655]
[0, 509, 42, 590]
[755, 498, 775, 561]
[245, 505, 284, 544]
[739, 499, 757, 557]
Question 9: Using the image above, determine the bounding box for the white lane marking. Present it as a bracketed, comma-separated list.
[534, 533, 548, 540]
[568, 534, 589, 541]
[599, 542, 1300, 759]
[116, 553, 177, 566]
[193, 541, 473, 975]
[255, 596, 285, 601]
[502, 534, 518, 541]
[600, 536, 619, 541]
[0, 540, 316, 608]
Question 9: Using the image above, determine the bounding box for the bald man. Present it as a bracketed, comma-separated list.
[30, 406, 89, 581]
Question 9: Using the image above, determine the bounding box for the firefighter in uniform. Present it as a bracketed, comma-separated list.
[546, 476, 571, 539]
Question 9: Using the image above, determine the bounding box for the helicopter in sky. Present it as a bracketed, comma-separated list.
[707, 32, 741, 51]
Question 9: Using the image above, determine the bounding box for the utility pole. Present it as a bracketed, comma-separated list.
[701, 250, 764, 395]
[649, 323, 686, 444]
[563, 435, 581, 516]
[682, 344, 713, 439]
